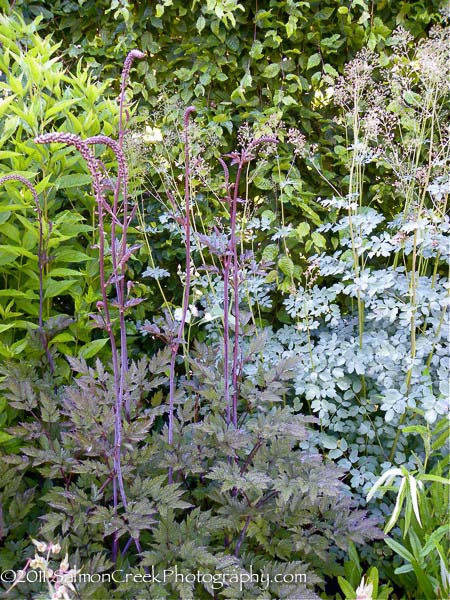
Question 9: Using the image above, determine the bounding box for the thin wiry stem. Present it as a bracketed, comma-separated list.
[225, 137, 278, 427]
[168, 106, 196, 484]
[86, 135, 133, 421]
[218, 157, 232, 425]
[0, 175, 54, 373]
[230, 160, 244, 428]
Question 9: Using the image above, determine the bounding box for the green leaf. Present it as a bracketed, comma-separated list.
[295, 221, 311, 240]
[385, 537, 415, 563]
[312, 231, 326, 248]
[366, 567, 379, 600]
[261, 63, 280, 78]
[408, 475, 422, 527]
[286, 15, 298, 38]
[250, 40, 263, 60]
[403, 90, 422, 107]
[420, 525, 450, 558]
[78, 338, 109, 359]
[307, 53, 321, 70]
[48, 268, 84, 278]
[324, 63, 338, 77]
[44, 98, 81, 120]
[44, 279, 78, 298]
[196, 15, 206, 33]
[240, 71, 252, 88]
[420, 474, 450, 485]
[278, 255, 294, 277]
[281, 95, 297, 106]
[253, 176, 272, 190]
[0, 431, 14, 445]
[338, 577, 356, 599]
[56, 174, 92, 189]
[385, 476, 407, 534]
[262, 244, 279, 262]
[49, 332, 75, 346]
[54, 249, 93, 262]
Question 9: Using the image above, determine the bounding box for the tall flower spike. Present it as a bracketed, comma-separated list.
[118, 50, 146, 146]
[86, 135, 129, 189]
[86, 135, 129, 210]
[0, 174, 41, 208]
[35, 133, 102, 198]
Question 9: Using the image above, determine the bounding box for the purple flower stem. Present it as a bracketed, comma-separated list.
[86, 135, 132, 422]
[34, 133, 127, 563]
[118, 50, 146, 148]
[168, 106, 195, 484]
[217, 158, 231, 426]
[230, 160, 244, 428]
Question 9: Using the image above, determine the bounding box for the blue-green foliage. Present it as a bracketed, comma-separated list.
[242, 205, 448, 502]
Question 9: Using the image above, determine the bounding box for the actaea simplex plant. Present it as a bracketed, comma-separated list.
[34, 50, 147, 563]
[0, 50, 147, 563]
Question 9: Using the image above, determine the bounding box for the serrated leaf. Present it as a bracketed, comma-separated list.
[262, 244, 278, 262]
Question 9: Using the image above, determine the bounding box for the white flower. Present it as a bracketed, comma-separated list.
[356, 576, 373, 600]
[60, 552, 69, 572]
[31, 538, 48, 553]
[174, 308, 191, 323]
[143, 126, 163, 143]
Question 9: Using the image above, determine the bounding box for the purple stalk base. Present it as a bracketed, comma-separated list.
[116, 49, 145, 422]
[220, 136, 278, 428]
[234, 515, 251, 557]
[218, 136, 278, 552]
[168, 106, 196, 484]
